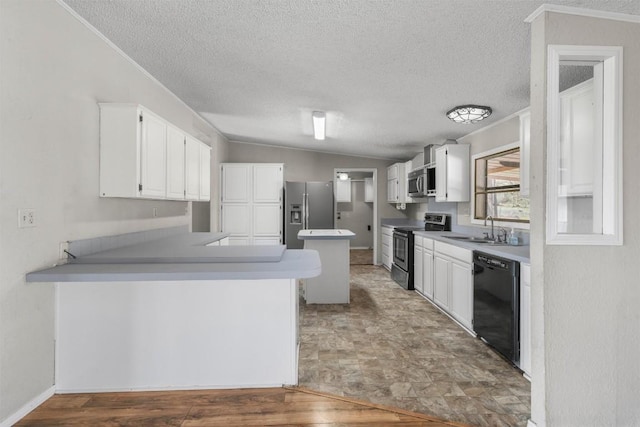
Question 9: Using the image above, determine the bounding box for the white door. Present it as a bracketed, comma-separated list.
[433, 255, 450, 310]
[450, 260, 473, 330]
[423, 250, 434, 299]
[253, 204, 282, 238]
[435, 146, 447, 202]
[140, 110, 167, 198]
[222, 164, 251, 203]
[253, 164, 282, 203]
[166, 125, 185, 200]
[364, 177, 374, 202]
[185, 136, 200, 200]
[199, 143, 211, 201]
[222, 204, 250, 236]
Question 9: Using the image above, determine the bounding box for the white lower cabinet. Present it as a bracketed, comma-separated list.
[418, 238, 473, 333]
[381, 226, 393, 270]
[520, 263, 532, 378]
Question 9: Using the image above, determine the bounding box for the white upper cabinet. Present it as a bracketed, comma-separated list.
[435, 144, 470, 202]
[99, 103, 210, 201]
[336, 179, 352, 202]
[166, 125, 186, 200]
[560, 79, 596, 196]
[199, 142, 211, 201]
[386, 162, 408, 203]
[184, 136, 201, 201]
[139, 110, 167, 198]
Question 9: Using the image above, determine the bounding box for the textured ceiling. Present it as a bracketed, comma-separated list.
[63, 0, 640, 160]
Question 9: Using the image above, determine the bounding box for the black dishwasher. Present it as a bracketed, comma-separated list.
[473, 251, 520, 364]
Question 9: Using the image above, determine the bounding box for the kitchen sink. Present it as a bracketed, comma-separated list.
[442, 235, 506, 245]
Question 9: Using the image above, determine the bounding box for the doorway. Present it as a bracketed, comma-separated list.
[333, 168, 377, 266]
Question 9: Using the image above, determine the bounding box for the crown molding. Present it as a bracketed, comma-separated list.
[525, 4, 640, 24]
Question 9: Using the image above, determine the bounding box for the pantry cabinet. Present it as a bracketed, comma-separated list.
[220, 163, 283, 245]
[99, 103, 210, 201]
[434, 144, 470, 202]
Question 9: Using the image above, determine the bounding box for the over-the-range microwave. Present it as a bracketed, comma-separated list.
[408, 166, 436, 197]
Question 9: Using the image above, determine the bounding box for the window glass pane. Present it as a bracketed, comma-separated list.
[486, 191, 530, 221]
[475, 193, 486, 219]
[475, 158, 486, 192]
[487, 150, 520, 188]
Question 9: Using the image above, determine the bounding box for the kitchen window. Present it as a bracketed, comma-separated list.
[473, 146, 530, 223]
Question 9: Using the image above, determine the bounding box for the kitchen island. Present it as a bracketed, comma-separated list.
[298, 229, 355, 304]
[27, 232, 321, 393]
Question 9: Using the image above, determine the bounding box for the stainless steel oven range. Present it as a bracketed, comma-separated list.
[391, 213, 451, 290]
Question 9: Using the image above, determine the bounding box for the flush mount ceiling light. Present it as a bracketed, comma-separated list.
[312, 111, 326, 140]
[338, 172, 349, 181]
[446, 105, 492, 124]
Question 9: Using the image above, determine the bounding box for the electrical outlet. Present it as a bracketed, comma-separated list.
[59, 242, 70, 260]
[18, 209, 36, 228]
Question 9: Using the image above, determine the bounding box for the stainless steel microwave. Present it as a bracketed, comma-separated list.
[408, 168, 428, 197]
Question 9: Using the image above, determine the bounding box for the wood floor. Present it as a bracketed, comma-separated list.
[15, 387, 471, 426]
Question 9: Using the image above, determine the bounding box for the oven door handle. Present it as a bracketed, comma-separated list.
[417, 176, 423, 193]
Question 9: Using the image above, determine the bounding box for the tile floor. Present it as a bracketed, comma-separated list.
[298, 263, 531, 427]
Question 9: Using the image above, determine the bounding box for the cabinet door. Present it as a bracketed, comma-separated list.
[221, 204, 250, 236]
[364, 177, 374, 202]
[253, 204, 282, 237]
[387, 164, 398, 180]
[165, 125, 185, 200]
[560, 80, 596, 196]
[336, 179, 352, 202]
[228, 237, 251, 245]
[423, 250, 434, 299]
[414, 244, 424, 294]
[253, 164, 282, 203]
[185, 136, 200, 200]
[450, 260, 473, 331]
[387, 179, 397, 202]
[199, 143, 211, 201]
[434, 147, 448, 202]
[433, 255, 450, 310]
[139, 110, 167, 198]
[221, 164, 251, 203]
[253, 237, 281, 245]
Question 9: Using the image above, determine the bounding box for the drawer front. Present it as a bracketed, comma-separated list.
[434, 240, 472, 264]
[422, 237, 434, 251]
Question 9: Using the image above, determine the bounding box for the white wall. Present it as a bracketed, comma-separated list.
[0, 1, 227, 422]
[529, 12, 640, 426]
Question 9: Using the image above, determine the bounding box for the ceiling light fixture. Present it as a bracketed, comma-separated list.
[338, 173, 349, 181]
[312, 111, 326, 140]
[446, 105, 492, 124]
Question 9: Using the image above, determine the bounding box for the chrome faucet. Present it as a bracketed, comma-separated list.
[484, 216, 495, 241]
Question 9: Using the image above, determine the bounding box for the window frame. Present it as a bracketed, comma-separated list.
[470, 142, 530, 230]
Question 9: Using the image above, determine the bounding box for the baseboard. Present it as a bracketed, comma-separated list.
[0, 386, 55, 427]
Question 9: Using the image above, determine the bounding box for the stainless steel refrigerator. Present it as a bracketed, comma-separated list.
[285, 181, 335, 249]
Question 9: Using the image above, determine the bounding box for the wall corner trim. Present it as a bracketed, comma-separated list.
[0, 386, 55, 427]
[524, 3, 640, 24]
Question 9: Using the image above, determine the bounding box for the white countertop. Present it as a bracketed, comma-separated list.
[26, 232, 321, 282]
[415, 230, 530, 263]
[297, 229, 356, 240]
